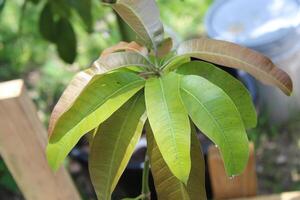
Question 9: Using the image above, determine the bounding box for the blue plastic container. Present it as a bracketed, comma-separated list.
[205, 0, 300, 58]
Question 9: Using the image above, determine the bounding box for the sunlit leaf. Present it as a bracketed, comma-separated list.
[180, 75, 249, 176]
[145, 72, 191, 183]
[89, 92, 146, 200]
[146, 122, 206, 200]
[175, 38, 293, 95]
[39, 3, 56, 43]
[48, 67, 98, 137]
[177, 61, 257, 129]
[47, 72, 145, 170]
[49, 51, 150, 138]
[56, 18, 77, 64]
[109, 0, 165, 51]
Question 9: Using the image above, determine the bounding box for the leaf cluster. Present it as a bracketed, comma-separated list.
[46, 0, 293, 199]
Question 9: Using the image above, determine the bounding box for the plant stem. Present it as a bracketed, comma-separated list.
[141, 155, 150, 200]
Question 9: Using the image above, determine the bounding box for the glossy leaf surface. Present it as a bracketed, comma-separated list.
[49, 51, 149, 137]
[47, 72, 144, 170]
[180, 75, 249, 176]
[177, 61, 257, 129]
[48, 67, 98, 136]
[89, 92, 146, 200]
[176, 38, 293, 95]
[146, 122, 206, 200]
[145, 72, 191, 183]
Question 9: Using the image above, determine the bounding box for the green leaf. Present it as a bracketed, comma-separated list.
[49, 52, 149, 138]
[145, 72, 191, 183]
[89, 92, 146, 200]
[110, 0, 164, 51]
[146, 122, 206, 200]
[175, 38, 293, 95]
[68, 0, 93, 32]
[180, 75, 249, 176]
[39, 3, 57, 43]
[48, 67, 98, 137]
[56, 18, 77, 64]
[47, 71, 145, 170]
[177, 61, 257, 129]
[146, 122, 189, 200]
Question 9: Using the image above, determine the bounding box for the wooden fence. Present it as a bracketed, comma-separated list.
[0, 79, 81, 200]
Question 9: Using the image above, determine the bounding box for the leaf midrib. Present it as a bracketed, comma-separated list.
[53, 79, 144, 167]
[181, 87, 236, 173]
[55, 78, 143, 134]
[158, 78, 181, 165]
[104, 93, 141, 198]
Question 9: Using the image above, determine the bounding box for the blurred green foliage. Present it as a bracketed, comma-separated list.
[0, 0, 212, 121]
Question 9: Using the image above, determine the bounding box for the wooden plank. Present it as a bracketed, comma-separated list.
[208, 142, 257, 200]
[0, 79, 81, 200]
[233, 192, 300, 200]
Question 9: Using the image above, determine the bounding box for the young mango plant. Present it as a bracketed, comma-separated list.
[46, 0, 293, 199]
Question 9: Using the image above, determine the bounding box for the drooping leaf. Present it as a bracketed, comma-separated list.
[146, 122, 206, 200]
[145, 72, 191, 183]
[39, 3, 57, 43]
[49, 51, 150, 137]
[177, 61, 257, 129]
[68, 0, 93, 32]
[175, 38, 293, 95]
[146, 122, 189, 200]
[56, 18, 77, 64]
[47, 71, 145, 170]
[109, 0, 165, 51]
[48, 67, 98, 137]
[180, 75, 249, 176]
[89, 92, 146, 200]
